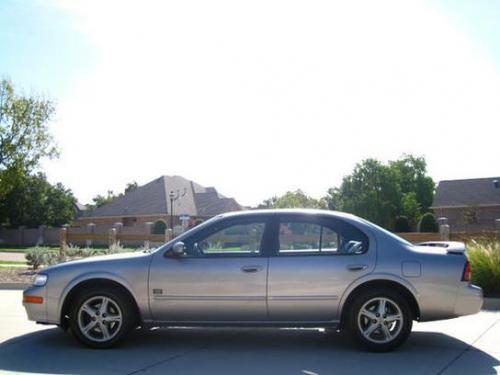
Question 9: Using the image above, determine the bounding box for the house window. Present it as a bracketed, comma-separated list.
[152, 220, 167, 234]
[463, 208, 479, 225]
[122, 217, 137, 227]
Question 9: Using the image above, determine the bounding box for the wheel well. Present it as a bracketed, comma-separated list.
[59, 278, 141, 330]
[340, 280, 420, 327]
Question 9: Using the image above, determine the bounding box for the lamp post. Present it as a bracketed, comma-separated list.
[169, 190, 176, 231]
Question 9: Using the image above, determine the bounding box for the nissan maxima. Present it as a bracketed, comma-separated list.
[23, 209, 483, 351]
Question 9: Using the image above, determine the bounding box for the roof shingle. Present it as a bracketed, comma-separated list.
[83, 176, 241, 217]
[431, 177, 500, 208]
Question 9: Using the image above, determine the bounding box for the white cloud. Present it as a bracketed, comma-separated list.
[45, 0, 500, 206]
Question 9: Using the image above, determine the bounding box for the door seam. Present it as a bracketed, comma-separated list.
[265, 257, 270, 319]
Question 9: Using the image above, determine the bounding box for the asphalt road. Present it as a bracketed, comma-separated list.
[0, 290, 499, 375]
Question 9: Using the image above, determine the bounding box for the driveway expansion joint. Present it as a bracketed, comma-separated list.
[435, 318, 499, 375]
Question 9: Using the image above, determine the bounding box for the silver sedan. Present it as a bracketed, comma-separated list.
[23, 209, 483, 351]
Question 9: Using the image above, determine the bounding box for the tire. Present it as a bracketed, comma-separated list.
[69, 286, 136, 348]
[346, 287, 412, 352]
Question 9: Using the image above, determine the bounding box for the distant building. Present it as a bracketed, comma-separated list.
[431, 177, 500, 232]
[74, 176, 242, 233]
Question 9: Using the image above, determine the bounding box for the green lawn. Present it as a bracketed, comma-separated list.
[0, 246, 59, 253]
[0, 260, 27, 265]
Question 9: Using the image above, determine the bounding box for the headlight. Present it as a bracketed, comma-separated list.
[33, 274, 48, 287]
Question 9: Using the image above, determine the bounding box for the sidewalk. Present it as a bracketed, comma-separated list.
[0, 253, 25, 263]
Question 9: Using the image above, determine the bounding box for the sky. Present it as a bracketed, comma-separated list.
[0, 0, 499, 207]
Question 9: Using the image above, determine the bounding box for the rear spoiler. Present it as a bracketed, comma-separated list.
[416, 241, 466, 254]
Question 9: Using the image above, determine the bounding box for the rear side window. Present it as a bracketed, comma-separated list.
[278, 216, 368, 255]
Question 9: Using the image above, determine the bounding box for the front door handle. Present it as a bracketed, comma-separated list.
[241, 265, 264, 273]
[346, 264, 368, 271]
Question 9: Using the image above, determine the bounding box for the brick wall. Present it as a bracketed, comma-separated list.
[433, 206, 500, 232]
[74, 215, 176, 232]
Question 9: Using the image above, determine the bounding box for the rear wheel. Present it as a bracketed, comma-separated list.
[69, 286, 136, 348]
[347, 288, 412, 352]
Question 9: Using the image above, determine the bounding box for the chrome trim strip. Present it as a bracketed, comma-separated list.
[269, 295, 338, 301]
[153, 295, 266, 301]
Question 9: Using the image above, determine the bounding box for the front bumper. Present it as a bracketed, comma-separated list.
[454, 284, 483, 316]
[23, 286, 47, 323]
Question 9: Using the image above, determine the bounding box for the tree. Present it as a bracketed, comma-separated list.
[86, 181, 140, 210]
[258, 189, 326, 209]
[400, 192, 421, 228]
[0, 79, 57, 198]
[418, 212, 438, 232]
[389, 154, 435, 211]
[326, 159, 400, 229]
[0, 173, 76, 227]
[87, 190, 117, 210]
[325, 155, 435, 230]
[125, 181, 138, 193]
[394, 215, 411, 232]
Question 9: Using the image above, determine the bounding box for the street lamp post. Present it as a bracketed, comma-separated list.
[169, 190, 176, 231]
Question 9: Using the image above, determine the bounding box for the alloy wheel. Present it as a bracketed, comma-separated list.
[357, 297, 403, 344]
[77, 296, 123, 343]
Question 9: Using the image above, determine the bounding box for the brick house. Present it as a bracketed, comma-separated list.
[74, 175, 242, 233]
[431, 177, 500, 232]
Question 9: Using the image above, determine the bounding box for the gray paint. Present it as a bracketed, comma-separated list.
[23, 209, 483, 331]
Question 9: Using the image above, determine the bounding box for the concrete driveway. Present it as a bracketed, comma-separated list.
[0, 290, 499, 375]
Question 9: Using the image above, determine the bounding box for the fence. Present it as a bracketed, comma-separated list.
[1, 225, 498, 249]
[61, 227, 173, 249]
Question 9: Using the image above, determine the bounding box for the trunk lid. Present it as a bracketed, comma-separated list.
[415, 241, 466, 255]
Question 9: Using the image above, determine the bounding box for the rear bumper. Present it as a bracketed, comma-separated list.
[454, 284, 483, 316]
[23, 286, 47, 323]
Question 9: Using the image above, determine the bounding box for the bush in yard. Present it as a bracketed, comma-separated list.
[394, 215, 410, 232]
[44, 251, 66, 266]
[418, 212, 439, 232]
[64, 243, 82, 257]
[25, 247, 50, 270]
[467, 240, 500, 296]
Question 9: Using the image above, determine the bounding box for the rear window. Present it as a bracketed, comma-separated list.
[277, 216, 368, 255]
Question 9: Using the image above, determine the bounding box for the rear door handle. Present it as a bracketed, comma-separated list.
[241, 265, 264, 273]
[346, 264, 368, 271]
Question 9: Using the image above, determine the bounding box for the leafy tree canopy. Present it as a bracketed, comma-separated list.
[258, 189, 326, 209]
[325, 154, 435, 230]
[0, 79, 57, 198]
[0, 172, 76, 228]
[86, 181, 140, 210]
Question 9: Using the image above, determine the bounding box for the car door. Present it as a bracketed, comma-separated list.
[267, 214, 376, 322]
[149, 215, 271, 322]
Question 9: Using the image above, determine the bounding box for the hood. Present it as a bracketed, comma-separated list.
[42, 251, 151, 272]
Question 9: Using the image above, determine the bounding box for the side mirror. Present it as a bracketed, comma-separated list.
[169, 241, 186, 257]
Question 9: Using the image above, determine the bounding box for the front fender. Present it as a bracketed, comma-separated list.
[56, 271, 141, 324]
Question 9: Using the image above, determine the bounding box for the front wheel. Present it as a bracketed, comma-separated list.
[347, 288, 412, 352]
[69, 287, 136, 348]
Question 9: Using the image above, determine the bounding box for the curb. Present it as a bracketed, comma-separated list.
[483, 298, 500, 311]
[0, 283, 30, 290]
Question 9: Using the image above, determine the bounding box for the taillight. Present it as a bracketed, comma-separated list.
[462, 261, 471, 282]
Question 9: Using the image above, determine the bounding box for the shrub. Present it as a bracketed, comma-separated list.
[44, 251, 66, 266]
[467, 240, 500, 296]
[65, 243, 81, 257]
[108, 242, 124, 254]
[418, 213, 438, 232]
[394, 216, 410, 232]
[25, 247, 49, 270]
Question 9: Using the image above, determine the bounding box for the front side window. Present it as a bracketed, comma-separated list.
[278, 217, 368, 255]
[187, 221, 266, 256]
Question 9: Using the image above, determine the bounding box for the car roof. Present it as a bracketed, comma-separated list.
[216, 208, 363, 223]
